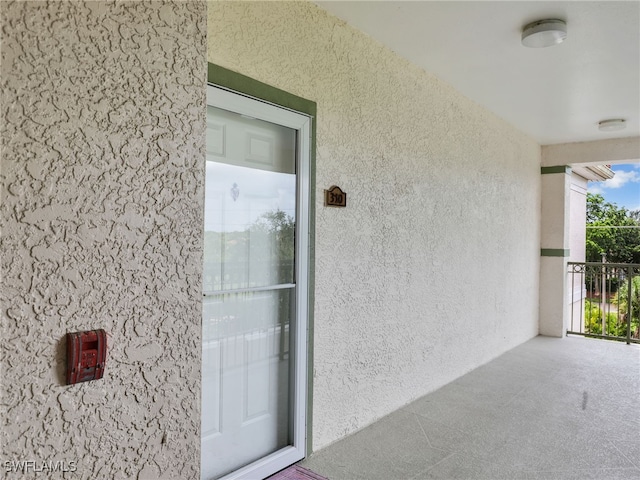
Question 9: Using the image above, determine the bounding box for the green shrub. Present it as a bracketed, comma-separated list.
[584, 301, 627, 337]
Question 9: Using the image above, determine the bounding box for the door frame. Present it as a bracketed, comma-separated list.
[205, 64, 317, 480]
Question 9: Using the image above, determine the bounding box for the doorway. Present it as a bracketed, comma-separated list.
[201, 84, 311, 480]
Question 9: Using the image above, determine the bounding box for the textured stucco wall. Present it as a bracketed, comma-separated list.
[208, 1, 541, 450]
[1, 1, 205, 478]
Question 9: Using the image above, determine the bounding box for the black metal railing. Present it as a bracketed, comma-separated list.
[567, 262, 640, 344]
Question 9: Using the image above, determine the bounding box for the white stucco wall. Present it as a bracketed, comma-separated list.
[1, 1, 205, 478]
[568, 174, 589, 333]
[542, 137, 640, 166]
[570, 174, 589, 264]
[540, 173, 570, 252]
[539, 170, 570, 337]
[208, 1, 541, 450]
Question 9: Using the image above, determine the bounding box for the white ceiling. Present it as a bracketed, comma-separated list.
[314, 1, 640, 145]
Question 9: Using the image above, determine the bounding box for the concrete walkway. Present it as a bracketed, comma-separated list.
[301, 336, 640, 480]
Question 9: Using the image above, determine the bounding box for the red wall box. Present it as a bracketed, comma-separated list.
[66, 329, 107, 385]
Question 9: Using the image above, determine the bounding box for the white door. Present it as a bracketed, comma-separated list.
[201, 86, 310, 480]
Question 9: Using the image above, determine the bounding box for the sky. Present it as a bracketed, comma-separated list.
[587, 163, 640, 212]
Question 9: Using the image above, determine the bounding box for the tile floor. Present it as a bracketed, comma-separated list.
[301, 335, 640, 480]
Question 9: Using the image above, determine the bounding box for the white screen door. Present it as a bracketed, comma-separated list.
[201, 85, 310, 480]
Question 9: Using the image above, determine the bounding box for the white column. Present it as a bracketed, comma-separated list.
[539, 166, 571, 337]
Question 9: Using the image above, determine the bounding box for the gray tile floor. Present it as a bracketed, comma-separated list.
[301, 336, 640, 480]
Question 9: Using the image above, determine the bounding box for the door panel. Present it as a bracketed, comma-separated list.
[202, 289, 293, 478]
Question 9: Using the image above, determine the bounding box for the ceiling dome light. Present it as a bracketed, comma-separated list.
[598, 119, 626, 132]
[522, 19, 567, 48]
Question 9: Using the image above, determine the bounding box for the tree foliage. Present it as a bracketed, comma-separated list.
[614, 276, 640, 324]
[249, 209, 295, 264]
[586, 193, 640, 263]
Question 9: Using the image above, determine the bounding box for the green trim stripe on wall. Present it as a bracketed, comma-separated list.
[541, 165, 571, 175]
[207, 63, 317, 456]
[541, 248, 570, 257]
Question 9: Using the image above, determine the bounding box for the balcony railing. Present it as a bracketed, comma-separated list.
[567, 262, 640, 344]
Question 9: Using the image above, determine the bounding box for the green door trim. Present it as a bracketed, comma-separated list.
[207, 63, 317, 456]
